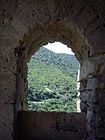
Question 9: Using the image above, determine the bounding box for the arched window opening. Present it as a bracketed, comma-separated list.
[27, 42, 79, 112]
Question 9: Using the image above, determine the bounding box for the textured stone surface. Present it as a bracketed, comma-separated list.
[0, 0, 105, 139]
[18, 111, 86, 140]
[0, 73, 16, 103]
[0, 104, 14, 140]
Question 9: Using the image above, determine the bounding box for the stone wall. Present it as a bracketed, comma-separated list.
[79, 56, 105, 140]
[18, 111, 86, 140]
[0, 0, 105, 139]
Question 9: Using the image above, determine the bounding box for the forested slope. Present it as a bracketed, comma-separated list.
[28, 47, 79, 112]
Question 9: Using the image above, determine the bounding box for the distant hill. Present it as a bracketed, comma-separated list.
[28, 47, 79, 112]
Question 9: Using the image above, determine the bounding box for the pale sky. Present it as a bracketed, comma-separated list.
[43, 42, 74, 55]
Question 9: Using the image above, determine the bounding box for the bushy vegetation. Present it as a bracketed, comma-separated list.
[28, 47, 79, 112]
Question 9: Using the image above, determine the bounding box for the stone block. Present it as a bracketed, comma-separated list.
[87, 110, 94, 125]
[79, 81, 87, 92]
[18, 111, 86, 140]
[95, 88, 105, 106]
[80, 60, 95, 80]
[96, 127, 105, 139]
[0, 103, 14, 140]
[86, 77, 97, 91]
[95, 112, 104, 127]
[87, 90, 93, 103]
[0, 73, 16, 103]
[80, 100, 88, 113]
[0, 47, 17, 74]
[80, 92, 88, 101]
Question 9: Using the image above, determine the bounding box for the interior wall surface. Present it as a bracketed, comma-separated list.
[0, 0, 105, 140]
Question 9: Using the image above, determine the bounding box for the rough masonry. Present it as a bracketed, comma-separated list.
[0, 0, 105, 140]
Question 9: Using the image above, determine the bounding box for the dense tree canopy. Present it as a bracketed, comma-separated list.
[28, 47, 79, 112]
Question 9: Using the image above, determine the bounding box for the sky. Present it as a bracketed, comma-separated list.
[43, 42, 74, 55]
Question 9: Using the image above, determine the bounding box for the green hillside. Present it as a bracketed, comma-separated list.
[28, 47, 79, 112]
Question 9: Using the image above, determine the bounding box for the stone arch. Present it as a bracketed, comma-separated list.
[0, 0, 105, 139]
[16, 19, 88, 111]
